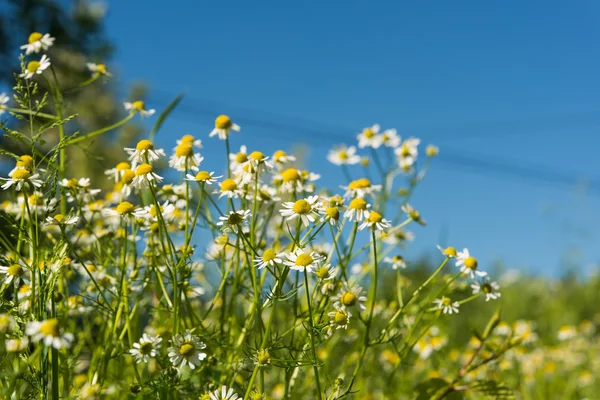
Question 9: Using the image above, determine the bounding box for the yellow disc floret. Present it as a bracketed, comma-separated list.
[295, 253, 313, 267]
[116, 202, 135, 215]
[135, 164, 153, 176]
[281, 168, 299, 182]
[195, 171, 212, 181]
[220, 179, 237, 192]
[348, 198, 367, 210]
[215, 115, 232, 129]
[348, 178, 371, 190]
[175, 143, 194, 157]
[39, 318, 60, 337]
[11, 169, 31, 180]
[136, 139, 154, 151]
[292, 199, 311, 215]
[28, 32, 43, 44]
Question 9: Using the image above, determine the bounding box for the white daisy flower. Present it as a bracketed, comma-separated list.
[209, 386, 239, 400]
[401, 204, 426, 225]
[129, 333, 162, 363]
[185, 171, 221, 185]
[134, 201, 176, 222]
[254, 249, 283, 269]
[1, 169, 43, 191]
[358, 210, 391, 231]
[104, 162, 131, 183]
[344, 198, 371, 222]
[210, 115, 240, 140]
[131, 164, 163, 189]
[26, 318, 74, 349]
[284, 249, 324, 273]
[557, 325, 577, 341]
[426, 144, 439, 157]
[124, 101, 155, 117]
[357, 124, 383, 148]
[332, 282, 368, 311]
[86, 62, 112, 76]
[395, 137, 420, 165]
[124, 140, 165, 168]
[168, 329, 207, 370]
[0, 92, 9, 115]
[6, 337, 28, 353]
[279, 195, 323, 227]
[229, 145, 248, 172]
[314, 264, 338, 281]
[322, 205, 341, 226]
[342, 178, 382, 199]
[44, 214, 79, 226]
[471, 279, 501, 301]
[384, 255, 406, 270]
[20, 32, 55, 54]
[455, 248, 487, 279]
[381, 128, 401, 148]
[0, 263, 25, 285]
[20, 55, 51, 79]
[176, 134, 202, 149]
[327, 145, 361, 165]
[433, 297, 460, 315]
[272, 150, 296, 164]
[328, 307, 352, 332]
[0, 314, 16, 334]
[217, 209, 251, 233]
[216, 178, 243, 199]
[436, 245, 457, 258]
[169, 142, 203, 172]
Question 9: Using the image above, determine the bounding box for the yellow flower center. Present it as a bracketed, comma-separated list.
[443, 247, 457, 257]
[96, 64, 107, 74]
[273, 150, 287, 161]
[295, 253, 313, 267]
[426, 145, 438, 157]
[135, 164, 153, 176]
[367, 211, 383, 223]
[53, 214, 65, 222]
[116, 162, 130, 171]
[481, 283, 492, 294]
[249, 151, 265, 161]
[281, 168, 299, 182]
[179, 343, 195, 356]
[262, 249, 276, 263]
[7, 264, 23, 277]
[464, 257, 478, 270]
[180, 134, 195, 143]
[18, 155, 34, 170]
[39, 318, 60, 337]
[28, 32, 43, 44]
[341, 292, 357, 306]
[149, 222, 160, 233]
[136, 139, 154, 151]
[292, 199, 311, 215]
[215, 115, 232, 129]
[195, 171, 211, 181]
[175, 143, 194, 157]
[216, 234, 229, 246]
[348, 178, 371, 190]
[348, 198, 367, 210]
[325, 207, 339, 220]
[12, 169, 31, 180]
[364, 128, 375, 138]
[220, 179, 237, 192]
[235, 152, 248, 163]
[334, 310, 348, 325]
[140, 342, 154, 354]
[121, 169, 135, 184]
[116, 202, 134, 215]
[132, 101, 146, 111]
[26, 61, 40, 74]
[338, 151, 348, 160]
[257, 349, 271, 365]
[315, 267, 330, 280]
[227, 212, 243, 225]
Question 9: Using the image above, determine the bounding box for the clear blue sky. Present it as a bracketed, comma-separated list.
[104, 1, 600, 276]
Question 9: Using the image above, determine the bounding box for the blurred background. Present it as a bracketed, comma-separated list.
[1, 0, 599, 275]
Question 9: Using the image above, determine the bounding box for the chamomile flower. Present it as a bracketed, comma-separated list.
[357, 124, 383, 148]
[315, 264, 338, 281]
[0, 263, 25, 285]
[125, 140, 165, 168]
[9, 155, 34, 176]
[6, 337, 28, 353]
[1, 169, 43, 191]
[0, 92, 9, 115]
[124, 101, 155, 117]
[217, 178, 243, 199]
[455, 248, 486, 279]
[328, 307, 352, 332]
[426, 144, 439, 157]
[381, 128, 401, 148]
[209, 386, 239, 400]
[279, 195, 323, 227]
[433, 297, 460, 315]
[186, 171, 221, 185]
[210, 115, 240, 140]
[20, 32, 55, 54]
[471, 279, 501, 301]
[384, 255, 407, 270]
[129, 333, 162, 363]
[20, 55, 51, 79]
[86, 62, 112, 77]
[437, 245, 457, 258]
[177, 134, 202, 148]
[168, 330, 207, 370]
[327, 145, 361, 165]
[322, 205, 341, 226]
[169, 143, 203, 171]
[44, 214, 79, 226]
[344, 198, 371, 222]
[26, 318, 74, 349]
[342, 178, 381, 199]
[254, 249, 283, 269]
[358, 210, 391, 231]
[131, 164, 163, 189]
[284, 249, 324, 273]
[0, 314, 16, 334]
[104, 162, 131, 183]
[272, 150, 296, 165]
[557, 325, 577, 341]
[332, 283, 367, 311]
[401, 204, 426, 225]
[217, 209, 251, 233]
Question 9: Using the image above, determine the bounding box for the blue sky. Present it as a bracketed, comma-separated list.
[104, 1, 600, 276]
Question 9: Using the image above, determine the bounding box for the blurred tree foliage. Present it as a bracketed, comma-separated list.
[0, 0, 143, 187]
